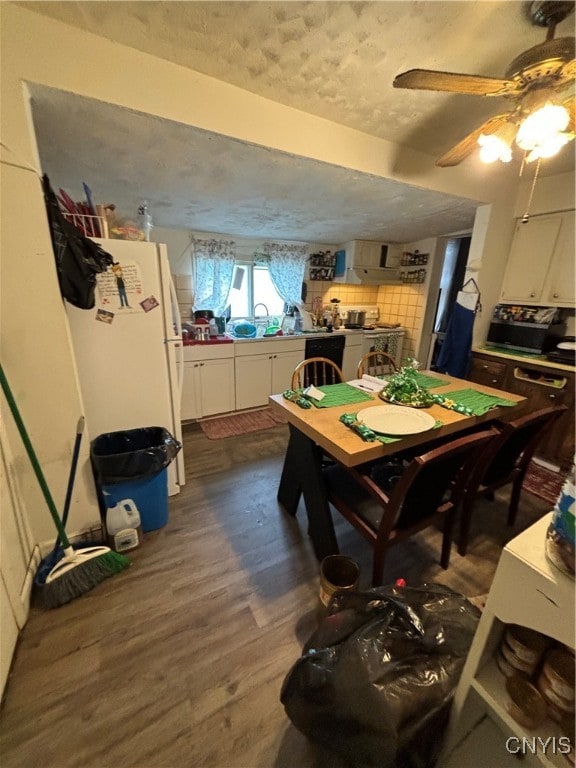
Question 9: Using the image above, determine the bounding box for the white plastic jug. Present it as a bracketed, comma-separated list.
[106, 498, 142, 552]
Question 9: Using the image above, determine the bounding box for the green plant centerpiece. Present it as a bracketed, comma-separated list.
[379, 358, 434, 408]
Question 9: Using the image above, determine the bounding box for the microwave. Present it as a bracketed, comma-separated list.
[487, 305, 566, 355]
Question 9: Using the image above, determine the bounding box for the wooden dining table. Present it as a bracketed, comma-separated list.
[268, 371, 526, 561]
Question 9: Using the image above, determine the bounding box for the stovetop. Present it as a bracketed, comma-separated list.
[330, 306, 404, 334]
[337, 304, 380, 323]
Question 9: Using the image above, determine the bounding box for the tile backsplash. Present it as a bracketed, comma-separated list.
[303, 281, 426, 361]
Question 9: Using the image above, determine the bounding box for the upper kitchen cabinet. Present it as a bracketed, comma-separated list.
[333, 240, 402, 285]
[541, 212, 575, 305]
[500, 212, 575, 307]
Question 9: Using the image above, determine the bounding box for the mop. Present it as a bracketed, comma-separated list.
[0, 365, 130, 608]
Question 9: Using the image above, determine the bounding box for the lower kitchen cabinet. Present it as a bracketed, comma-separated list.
[470, 351, 575, 469]
[469, 356, 507, 389]
[182, 346, 235, 420]
[235, 338, 305, 410]
[342, 334, 363, 380]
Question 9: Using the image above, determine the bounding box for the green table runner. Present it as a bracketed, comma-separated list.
[413, 372, 446, 389]
[304, 383, 374, 408]
[340, 413, 442, 443]
[434, 388, 516, 416]
[372, 372, 445, 389]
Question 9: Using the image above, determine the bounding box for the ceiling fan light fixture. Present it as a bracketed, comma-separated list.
[477, 122, 517, 163]
[516, 99, 570, 152]
[525, 130, 572, 161]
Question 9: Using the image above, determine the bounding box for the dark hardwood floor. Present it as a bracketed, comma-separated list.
[0, 420, 551, 768]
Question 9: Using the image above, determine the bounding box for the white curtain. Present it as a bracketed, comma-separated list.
[192, 238, 236, 315]
[264, 241, 309, 308]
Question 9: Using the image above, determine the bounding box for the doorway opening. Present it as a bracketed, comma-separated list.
[429, 236, 472, 370]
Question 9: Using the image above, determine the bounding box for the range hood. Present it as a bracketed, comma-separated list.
[343, 266, 402, 285]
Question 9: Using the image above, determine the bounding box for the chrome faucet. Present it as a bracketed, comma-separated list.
[253, 303, 269, 318]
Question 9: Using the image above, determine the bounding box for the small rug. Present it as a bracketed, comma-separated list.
[200, 407, 287, 439]
[523, 461, 566, 506]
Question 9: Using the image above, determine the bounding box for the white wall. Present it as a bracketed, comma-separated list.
[1, 138, 101, 545]
[0, 2, 560, 548]
[513, 171, 575, 218]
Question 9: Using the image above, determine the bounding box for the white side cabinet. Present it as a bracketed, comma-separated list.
[235, 338, 305, 410]
[500, 212, 575, 307]
[440, 514, 575, 768]
[182, 344, 235, 420]
[342, 333, 364, 380]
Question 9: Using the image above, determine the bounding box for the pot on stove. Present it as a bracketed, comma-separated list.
[346, 310, 366, 327]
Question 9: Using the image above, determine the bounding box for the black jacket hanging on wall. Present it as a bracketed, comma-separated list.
[42, 174, 113, 309]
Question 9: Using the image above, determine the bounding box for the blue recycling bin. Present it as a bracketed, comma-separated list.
[100, 469, 169, 532]
[91, 427, 181, 533]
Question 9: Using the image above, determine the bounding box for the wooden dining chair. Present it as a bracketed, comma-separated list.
[322, 429, 497, 586]
[458, 404, 568, 556]
[291, 357, 344, 390]
[356, 351, 398, 379]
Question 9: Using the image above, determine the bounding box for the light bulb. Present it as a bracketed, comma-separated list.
[516, 103, 570, 151]
[478, 133, 513, 163]
[526, 132, 572, 162]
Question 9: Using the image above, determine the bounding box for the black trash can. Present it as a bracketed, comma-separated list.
[91, 427, 181, 533]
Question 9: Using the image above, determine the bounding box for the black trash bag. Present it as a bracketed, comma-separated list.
[42, 174, 113, 309]
[90, 427, 181, 484]
[280, 583, 480, 768]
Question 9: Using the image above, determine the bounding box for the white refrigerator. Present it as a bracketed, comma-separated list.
[65, 238, 185, 494]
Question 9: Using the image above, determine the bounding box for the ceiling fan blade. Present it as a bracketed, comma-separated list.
[436, 114, 510, 167]
[393, 69, 517, 96]
[558, 57, 576, 82]
[563, 95, 575, 132]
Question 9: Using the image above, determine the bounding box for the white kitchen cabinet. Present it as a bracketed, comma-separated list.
[350, 240, 383, 268]
[440, 514, 575, 768]
[342, 334, 364, 380]
[500, 212, 575, 306]
[338, 239, 401, 269]
[542, 212, 575, 305]
[182, 345, 235, 420]
[235, 338, 305, 410]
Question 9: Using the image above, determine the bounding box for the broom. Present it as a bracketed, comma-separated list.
[0, 364, 130, 609]
[34, 415, 95, 587]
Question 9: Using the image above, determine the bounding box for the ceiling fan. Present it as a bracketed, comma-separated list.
[393, 1, 575, 167]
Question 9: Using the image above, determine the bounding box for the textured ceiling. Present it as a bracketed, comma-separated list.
[30, 86, 482, 243]
[20, 1, 576, 243]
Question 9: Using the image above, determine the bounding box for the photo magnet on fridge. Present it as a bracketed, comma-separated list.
[95, 309, 114, 324]
[140, 296, 160, 313]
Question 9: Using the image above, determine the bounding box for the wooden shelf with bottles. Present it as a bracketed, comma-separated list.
[309, 251, 335, 281]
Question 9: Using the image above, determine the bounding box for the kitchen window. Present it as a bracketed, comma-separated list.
[227, 262, 285, 319]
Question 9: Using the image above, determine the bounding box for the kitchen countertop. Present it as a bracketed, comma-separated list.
[474, 346, 575, 372]
[200, 329, 365, 344]
[182, 326, 402, 345]
[183, 335, 233, 346]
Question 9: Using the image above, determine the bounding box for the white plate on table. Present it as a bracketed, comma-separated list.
[357, 405, 436, 435]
